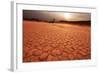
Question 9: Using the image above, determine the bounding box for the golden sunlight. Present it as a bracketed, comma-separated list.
[63, 13, 73, 20]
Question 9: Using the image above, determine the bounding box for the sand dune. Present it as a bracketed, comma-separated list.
[23, 20, 91, 62]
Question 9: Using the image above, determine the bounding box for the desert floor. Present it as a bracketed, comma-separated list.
[23, 20, 91, 62]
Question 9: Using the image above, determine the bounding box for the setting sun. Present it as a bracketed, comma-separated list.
[64, 13, 72, 19]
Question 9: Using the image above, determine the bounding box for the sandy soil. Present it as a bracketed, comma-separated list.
[23, 20, 91, 62]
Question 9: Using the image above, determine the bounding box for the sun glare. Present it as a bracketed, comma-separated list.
[64, 13, 72, 20]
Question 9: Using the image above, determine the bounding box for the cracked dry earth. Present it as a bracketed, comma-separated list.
[23, 20, 91, 62]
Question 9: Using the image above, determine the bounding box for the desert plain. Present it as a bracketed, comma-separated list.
[23, 20, 91, 62]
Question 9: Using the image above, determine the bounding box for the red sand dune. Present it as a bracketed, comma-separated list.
[23, 20, 91, 62]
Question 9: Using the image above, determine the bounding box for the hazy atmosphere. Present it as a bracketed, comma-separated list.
[23, 10, 91, 22]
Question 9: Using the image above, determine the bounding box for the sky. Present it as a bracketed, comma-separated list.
[23, 10, 91, 21]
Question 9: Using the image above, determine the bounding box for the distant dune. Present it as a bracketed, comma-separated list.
[23, 20, 91, 62]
